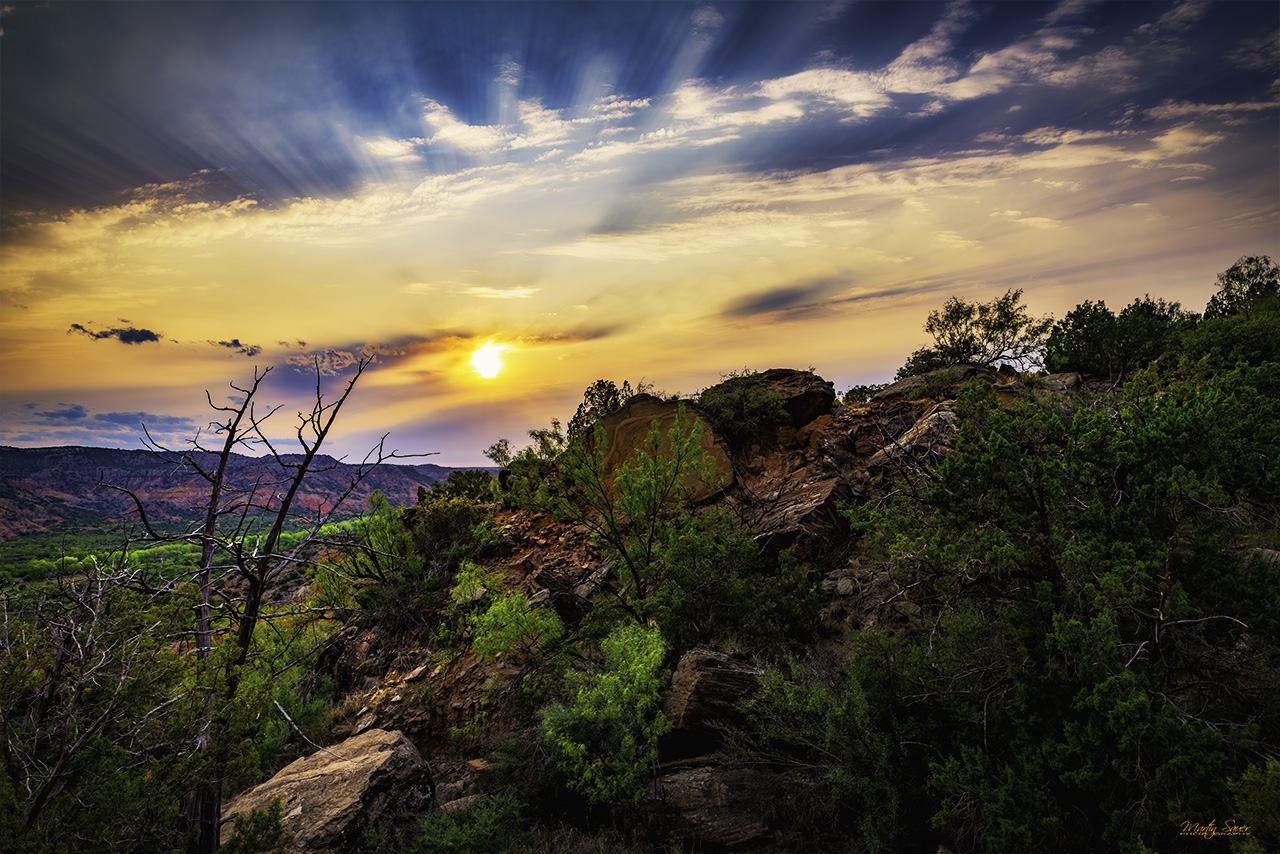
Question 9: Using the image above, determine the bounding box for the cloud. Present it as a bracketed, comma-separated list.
[757, 68, 889, 115]
[94, 411, 201, 430]
[8, 403, 202, 446]
[211, 338, 263, 357]
[535, 210, 819, 261]
[421, 98, 513, 153]
[362, 135, 424, 161]
[1145, 100, 1280, 122]
[991, 209, 1063, 229]
[947, 30, 1082, 99]
[515, 326, 623, 346]
[1043, 0, 1105, 26]
[68, 323, 162, 344]
[33, 403, 89, 421]
[881, 0, 975, 93]
[285, 347, 400, 377]
[456, 286, 539, 299]
[1136, 0, 1212, 35]
[495, 59, 522, 88]
[722, 277, 842, 318]
[1229, 30, 1280, 71]
[934, 231, 982, 249]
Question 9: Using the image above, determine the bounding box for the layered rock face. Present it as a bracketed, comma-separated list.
[220, 728, 433, 853]
[595, 392, 734, 503]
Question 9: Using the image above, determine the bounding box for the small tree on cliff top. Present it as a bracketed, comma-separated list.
[897, 288, 1052, 379]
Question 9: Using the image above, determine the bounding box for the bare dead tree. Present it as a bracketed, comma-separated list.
[96, 356, 427, 854]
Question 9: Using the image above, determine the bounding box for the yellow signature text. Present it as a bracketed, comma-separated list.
[1179, 820, 1252, 839]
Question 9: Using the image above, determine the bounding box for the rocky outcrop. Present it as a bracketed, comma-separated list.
[220, 728, 434, 854]
[597, 393, 734, 502]
[665, 648, 761, 732]
[656, 758, 783, 848]
[305, 363, 1070, 851]
[753, 368, 836, 430]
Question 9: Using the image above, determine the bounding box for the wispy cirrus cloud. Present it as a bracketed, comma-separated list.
[1145, 100, 1280, 122]
[456, 286, 540, 299]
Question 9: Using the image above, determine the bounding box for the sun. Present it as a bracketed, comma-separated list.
[470, 342, 506, 378]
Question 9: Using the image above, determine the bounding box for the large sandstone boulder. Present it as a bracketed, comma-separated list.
[657, 758, 783, 848]
[665, 647, 761, 732]
[597, 394, 733, 502]
[754, 368, 835, 428]
[220, 728, 433, 853]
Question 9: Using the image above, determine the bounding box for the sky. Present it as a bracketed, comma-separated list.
[1, 0, 1277, 466]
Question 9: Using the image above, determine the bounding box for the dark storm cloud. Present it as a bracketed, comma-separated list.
[723, 278, 843, 319]
[33, 403, 89, 421]
[25, 404, 196, 432]
[68, 323, 162, 344]
[211, 338, 264, 357]
[95, 411, 199, 431]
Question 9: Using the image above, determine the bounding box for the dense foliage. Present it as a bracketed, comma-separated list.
[1042, 295, 1191, 378]
[850, 364, 1279, 851]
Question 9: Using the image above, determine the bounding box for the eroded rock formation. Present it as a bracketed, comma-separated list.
[220, 728, 433, 853]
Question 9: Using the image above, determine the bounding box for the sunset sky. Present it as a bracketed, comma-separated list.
[2, 0, 1277, 466]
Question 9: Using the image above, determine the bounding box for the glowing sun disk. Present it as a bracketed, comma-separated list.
[471, 342, 506, 378]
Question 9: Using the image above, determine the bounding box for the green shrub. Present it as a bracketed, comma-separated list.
[1043, 296, 1190, 378]
[567, 378, 653, 442]
[219, 798, 293, 854]
[842, 383, 889, 405]
[904, 366, 960, 400]
[408, 795, 530, 853]
[1205, 254, 1279, 319]
[1230, 757, 1280, 854]
[471, 591, 565, 662]
[848, 365, 1280, 853]
[340, 490, 498, 630]
[647, 509, 820, 653]
[541, 624, 670, 805]
[696, 370, 788, 447]
[429, 469, 495, 501]
[896, 289, 1052, 379]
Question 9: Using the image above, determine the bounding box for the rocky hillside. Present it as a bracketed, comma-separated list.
[9, 360, 1274, 854]
[247, 365, 1117, 851]
[0, 445, 483, 540]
